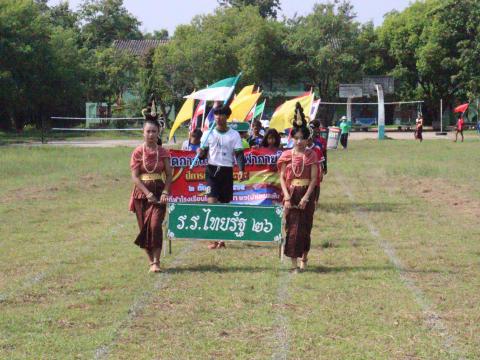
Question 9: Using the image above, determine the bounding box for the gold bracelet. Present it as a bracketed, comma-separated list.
[161, 191, 169, 196]
[146, 192, 154, 198]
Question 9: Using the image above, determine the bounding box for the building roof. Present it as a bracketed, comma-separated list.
[113, 39, 169, 56]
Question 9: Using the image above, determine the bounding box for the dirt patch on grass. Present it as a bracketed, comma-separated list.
[0, 185, 59, 204]
[0, 173, 123, 205]
[397, 176, 480, 221]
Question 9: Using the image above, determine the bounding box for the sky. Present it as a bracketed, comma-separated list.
[48, 0, 412, 35]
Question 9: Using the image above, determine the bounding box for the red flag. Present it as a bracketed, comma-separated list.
[454, 103, 469, 113]
[190, 100, 206, 132]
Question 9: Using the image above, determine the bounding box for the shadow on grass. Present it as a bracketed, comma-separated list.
[318, 201, 403, 213]
[166, 264, 459, 275]
[306, 264, 394, 273]
[164, 263, 399, 274]
[164, 264, 275, 274]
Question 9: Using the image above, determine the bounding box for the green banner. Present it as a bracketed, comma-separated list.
[229, 121, 250, 132]
[167, 203, 283, 242]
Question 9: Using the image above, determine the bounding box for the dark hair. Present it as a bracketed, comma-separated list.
[291, 126, 311, 140]
[144, 119, 160, 129]
[261, 128, 280, 148]
[310, 120, 320, 129]
[143, 119, 162, 145]
[191, 128, 203, 139]
[213, 105, 232, 117]
[252, 120, 262, 129]
[291, 102, 311, 140]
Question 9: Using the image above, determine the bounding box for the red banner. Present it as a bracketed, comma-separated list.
[169, 148, 283, 205]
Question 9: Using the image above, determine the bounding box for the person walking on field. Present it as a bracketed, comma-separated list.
[339, 116, 351, 149]
[277, 103, 318, 273]
[198, 105, 246, 249]
[415, 114, 424, 142]
[130, 98, 172, 273]
[455, 115, 465, 142]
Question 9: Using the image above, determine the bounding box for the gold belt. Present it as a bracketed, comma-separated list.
[140, 173, 165, 181]
[291, 179, 310, 187]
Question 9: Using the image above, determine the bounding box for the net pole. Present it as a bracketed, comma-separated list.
[375, 85, 385, 140]
[41, 117, 45, 144]
[347, 97, 352, 122]
[440, 99, 443, 132]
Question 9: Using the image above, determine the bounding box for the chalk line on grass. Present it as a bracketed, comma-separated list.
[272, 268, 294, 360]
[335, 174, 465, 359]
[93, 241, 196, 360]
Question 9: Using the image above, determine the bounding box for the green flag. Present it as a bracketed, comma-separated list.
[254, 99, 266, 119]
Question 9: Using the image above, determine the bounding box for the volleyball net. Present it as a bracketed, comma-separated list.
[317, 100, 423, 130]
[43, 116, 169, 143]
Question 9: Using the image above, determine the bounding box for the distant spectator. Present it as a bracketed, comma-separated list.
[248, 120, 264, 147]
[339, 116, 351, 149]
[309, 120, 328, 174]
[260, 128, 281, 152]
[415, 114, 423, 142]
[455, 115, 464, 142]
[181, 129, 202, 151]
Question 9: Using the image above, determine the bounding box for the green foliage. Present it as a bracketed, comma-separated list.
[78, 0, 142, 49]
[218, 0, 281, 18]
[0, 0, 86, 129]
[148, 6, 289, 117]
[285, 1, 367, 100]
[143, 29, 169, 40]
[3, 0, 480, 131]
[90, 46, 139, 104]
[376, 0, 480, 120]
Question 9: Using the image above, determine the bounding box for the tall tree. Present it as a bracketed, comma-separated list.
[48, 1, 79, 30]
[375, 0, 480, 122]
[91, 46, 139, 106]
[79, 0, 142, 49]
[285, 1, 366, 100]
[218, 0, 281, 18]
[150, 6, 288, 117]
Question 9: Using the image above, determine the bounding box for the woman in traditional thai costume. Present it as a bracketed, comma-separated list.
[130, 96, 172, 273]
[277, 103, 318, 272]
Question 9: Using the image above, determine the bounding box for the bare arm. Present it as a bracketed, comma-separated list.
[279, 163, 291, 209]
[298, 165, 317, 210]
[159, 158, 173, 204]
[131, 167, 157, 202]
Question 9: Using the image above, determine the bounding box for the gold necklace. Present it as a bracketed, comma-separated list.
[291, 149, 305, 177]
[143, 143, 159, 174]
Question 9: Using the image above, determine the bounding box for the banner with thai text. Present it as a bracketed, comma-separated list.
[169, 148, 282, 205]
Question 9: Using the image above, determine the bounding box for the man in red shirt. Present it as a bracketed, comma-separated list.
[455, 115, 465, 142]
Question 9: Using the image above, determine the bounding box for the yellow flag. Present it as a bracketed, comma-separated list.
[236, 85, 255, 99]
[228, 92, 262, 122]
[168, 96, 194, 141]
[268, 94, 314, 131]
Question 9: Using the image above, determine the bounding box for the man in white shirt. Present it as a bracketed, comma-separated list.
[198, 105, 246, 249]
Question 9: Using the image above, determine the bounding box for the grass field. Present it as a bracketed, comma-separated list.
[0, 126, 189, 145]
[1, 138, 479, 359]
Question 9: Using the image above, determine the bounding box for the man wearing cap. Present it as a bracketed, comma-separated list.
[198, 105, 246, 249]
[339, 116, 351, 149]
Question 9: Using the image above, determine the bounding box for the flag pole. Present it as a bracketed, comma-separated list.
[200, 101, 206, 130]
[190, 72, 242, 169]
